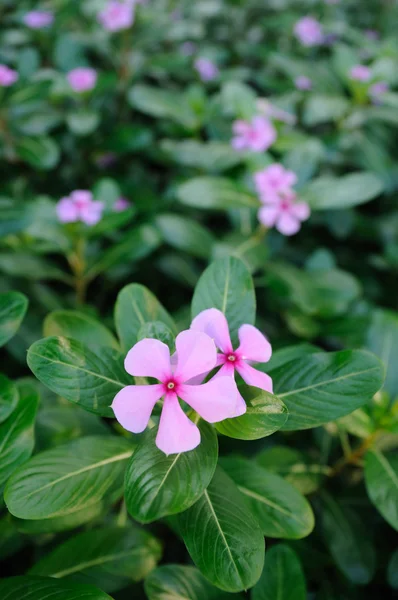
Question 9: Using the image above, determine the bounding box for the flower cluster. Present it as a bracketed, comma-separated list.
[231, 116, 277, 153]
[112, 310, 273, 454]
[254, 164, 310, 235]
[56, 191, 105, 226]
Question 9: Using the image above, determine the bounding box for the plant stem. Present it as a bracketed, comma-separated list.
[67, 237, 87, 305]
[329, 432, 379, 478]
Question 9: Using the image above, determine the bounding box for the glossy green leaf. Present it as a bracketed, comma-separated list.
[5, 436, 133, 520]
[12, 502, 108, 534]
[137, 321, 175, 350]
[192, 256, 256, 343]
[366, 309, 398, 398]
[177, 177, 258, 210]
[43, 310, 119, 352]
[267, 350, 384, 430]
[0, 577, 114, 600]
[29, 525, 162, 591]
[321, 493, 376, 584]
[365, 450, 398, 531]
[252, 544, 306, 600]
[115, 284, 177, 352]
[156, 214, 215, 259]
[0, 374, 18, 423]
[0, 386, 38, 493]
[0, 291, 28, 347]
[266, 344, 319, 371]
[215, 389, 287, 440]
[301, 172, 383, 210]
[171, 467, 264, 592]
[145, 565, 235, 600]
[27, 336, 130, 417]
[125, 421, 218, 523]
[221, 458, 314, 539]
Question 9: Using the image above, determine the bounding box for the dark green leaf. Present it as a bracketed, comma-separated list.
[366, 309, 398, 399]
[43, 311, 119, 352]
[156, 214, 215, 259]
[252, 544, 306, 600]
[0, 515, 24, 560]
[16, 136, 60, 170]
[0, 375, 18, 423]
[388, 549, 398, 589]
[145, 564, 235, 600]
[177, 177, 258, 210]
[0, 291, 28, 347]
[365, 450, 398, 531]
[0, 577, 114, 600]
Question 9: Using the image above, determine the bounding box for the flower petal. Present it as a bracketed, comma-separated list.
[156, 393, 200, 455]
[111, 384, 163, 433]
[80, 202, 104, 226]
[180, 375, 242, 422]
[190, 308, 233, 354]
[290, 201, 310, 221]
[174, 329, 217, 382]
[237, 324, 272, 363]
[236, 362, 273, 393]
[56, 198, 79, 223]
[258, 204, 280, 227]
[276, 212, 301, 236]
[124, 338, 171, 381]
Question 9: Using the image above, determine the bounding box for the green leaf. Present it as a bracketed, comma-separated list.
[266, 344, 319, 371]
[321, 493, 376, 585]
[366, 309, 398, 399]
[0, 385, 38, 493]
[221, 458, 314, 539]
[365, 450, 398, 531]
[301, 172, 384, 210]
[252, 544, 306, 600]
[128, 85, 199, 129]
[156, 214, 215, 259]
[5, 436, 133, 520]
[145, 565, 235, 600]
[171, 467, 264, 593]
[303, 94, 349, 125]
[0, 375, 18, 423]
[0, 291, 28, 347]
[388, 549, 398, 589]
[161, 140, 242, 172]
[29, 525, 162, 592]
[192, 257, 256, 343]
[43, 310, 119, 352]
[0, 515, 24, 560]
[67, 111, 100, 136]
[267, 350, 384, 430]
[215, 389, 287, 440]
[177, 177, 258, 210]
[0, 577, 114, 600]
[115, 284, 177, 352]
[125, 421, 218, 523]
[12, 502, 108, 534]
[27, 337, 130, 417]
[16, 136, 60, 170]
[137, 321, 175, 350]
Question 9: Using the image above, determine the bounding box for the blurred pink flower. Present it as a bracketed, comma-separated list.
[254, 164, 297, 203]
[350, 65, 371, 82]
[0, 65, 18, 87]
[114, 197, 131, 211]
[369, 81, 389, 104]
[112, 330, 241, 454]
[295, 75, 312, 90]
[294, 17, 324, 47]
[180, 41, 196, 56]
[191, 308, 273, 413]
[67, 68, 97, 92]
[98, 1, 135, 32]
[56, 190, 104, 226]
[231, 116, 277, 153]
[194, 58, 219, 81]
[365, 30, 379, 41]
[23, 10, 54, 28]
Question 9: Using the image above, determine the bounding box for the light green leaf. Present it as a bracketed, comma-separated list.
[171, 467, 264, 593]
[128, 85, 199, 129]
[115, 284, 177, 352]
[366, 309, 398, 399]
[0, 577, 114, 600]
[145, 565, 235, 600]
[156, 214, 215, 259]
[137, 322, 175, 350]
[192, 256, 256, 343]
[177, 177, 258, 210]
[0, 291, 28, 347]
[16, 136, 60, 170]
[67, 110, 100, 136]
[5, 436, 133, 519]
[266, 344, 319, 372]
[43, 311, 119, 352]
[221, 458, 314, 539]
[125, 421, 218, 523]
[27, 336, 130, 417]
[161, 140, 242, 172]
[0, 375, 18, 423]
[252, 544, 306, 600]
[29, 525, 162, 592]
[365, 450, 398, 531]
[303, 94, 349, 125]
[301, 172, 384, 210]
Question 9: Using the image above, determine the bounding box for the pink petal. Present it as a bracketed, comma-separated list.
[124, 338, 172, 381]
[174, 330, 217, 382]
[237, 324, 272, 363]
[179, 375, 242, 422]
[231, 136, 247, 150]
[80, 202, 104, 226]
[258, 204, 280, 227]
[111, 384, 163, 433]
[290, 201, 310, 221]
[211, 363, 246, 417]
[156, 392, 200, 454]
[236, 362, 273, 393]
[232, 120, 250, 135]
[190, 308, 233, 354]
[56, 198, 79, 223]
[276, 212, 301, 236]
[70, 190, 93, 204]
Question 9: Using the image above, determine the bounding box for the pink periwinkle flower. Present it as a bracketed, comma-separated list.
[114, 197, 131, 211]
[23, 10, 54, 28]
[191, 309, 273, 411]
[350, 65, 371, 82]
[112, 330, 241, 454]
[98, 1, 135, 32]
[0, 65, 18, 87]
[56, 190, 104, 226]
[254, 164, 297, 203]
[231, 116, 277, 153]
[194, 58, 219, 82]
[295, 75, 312, 91]
[294, 17, 324, 47]
[67, 68, 97, 93]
